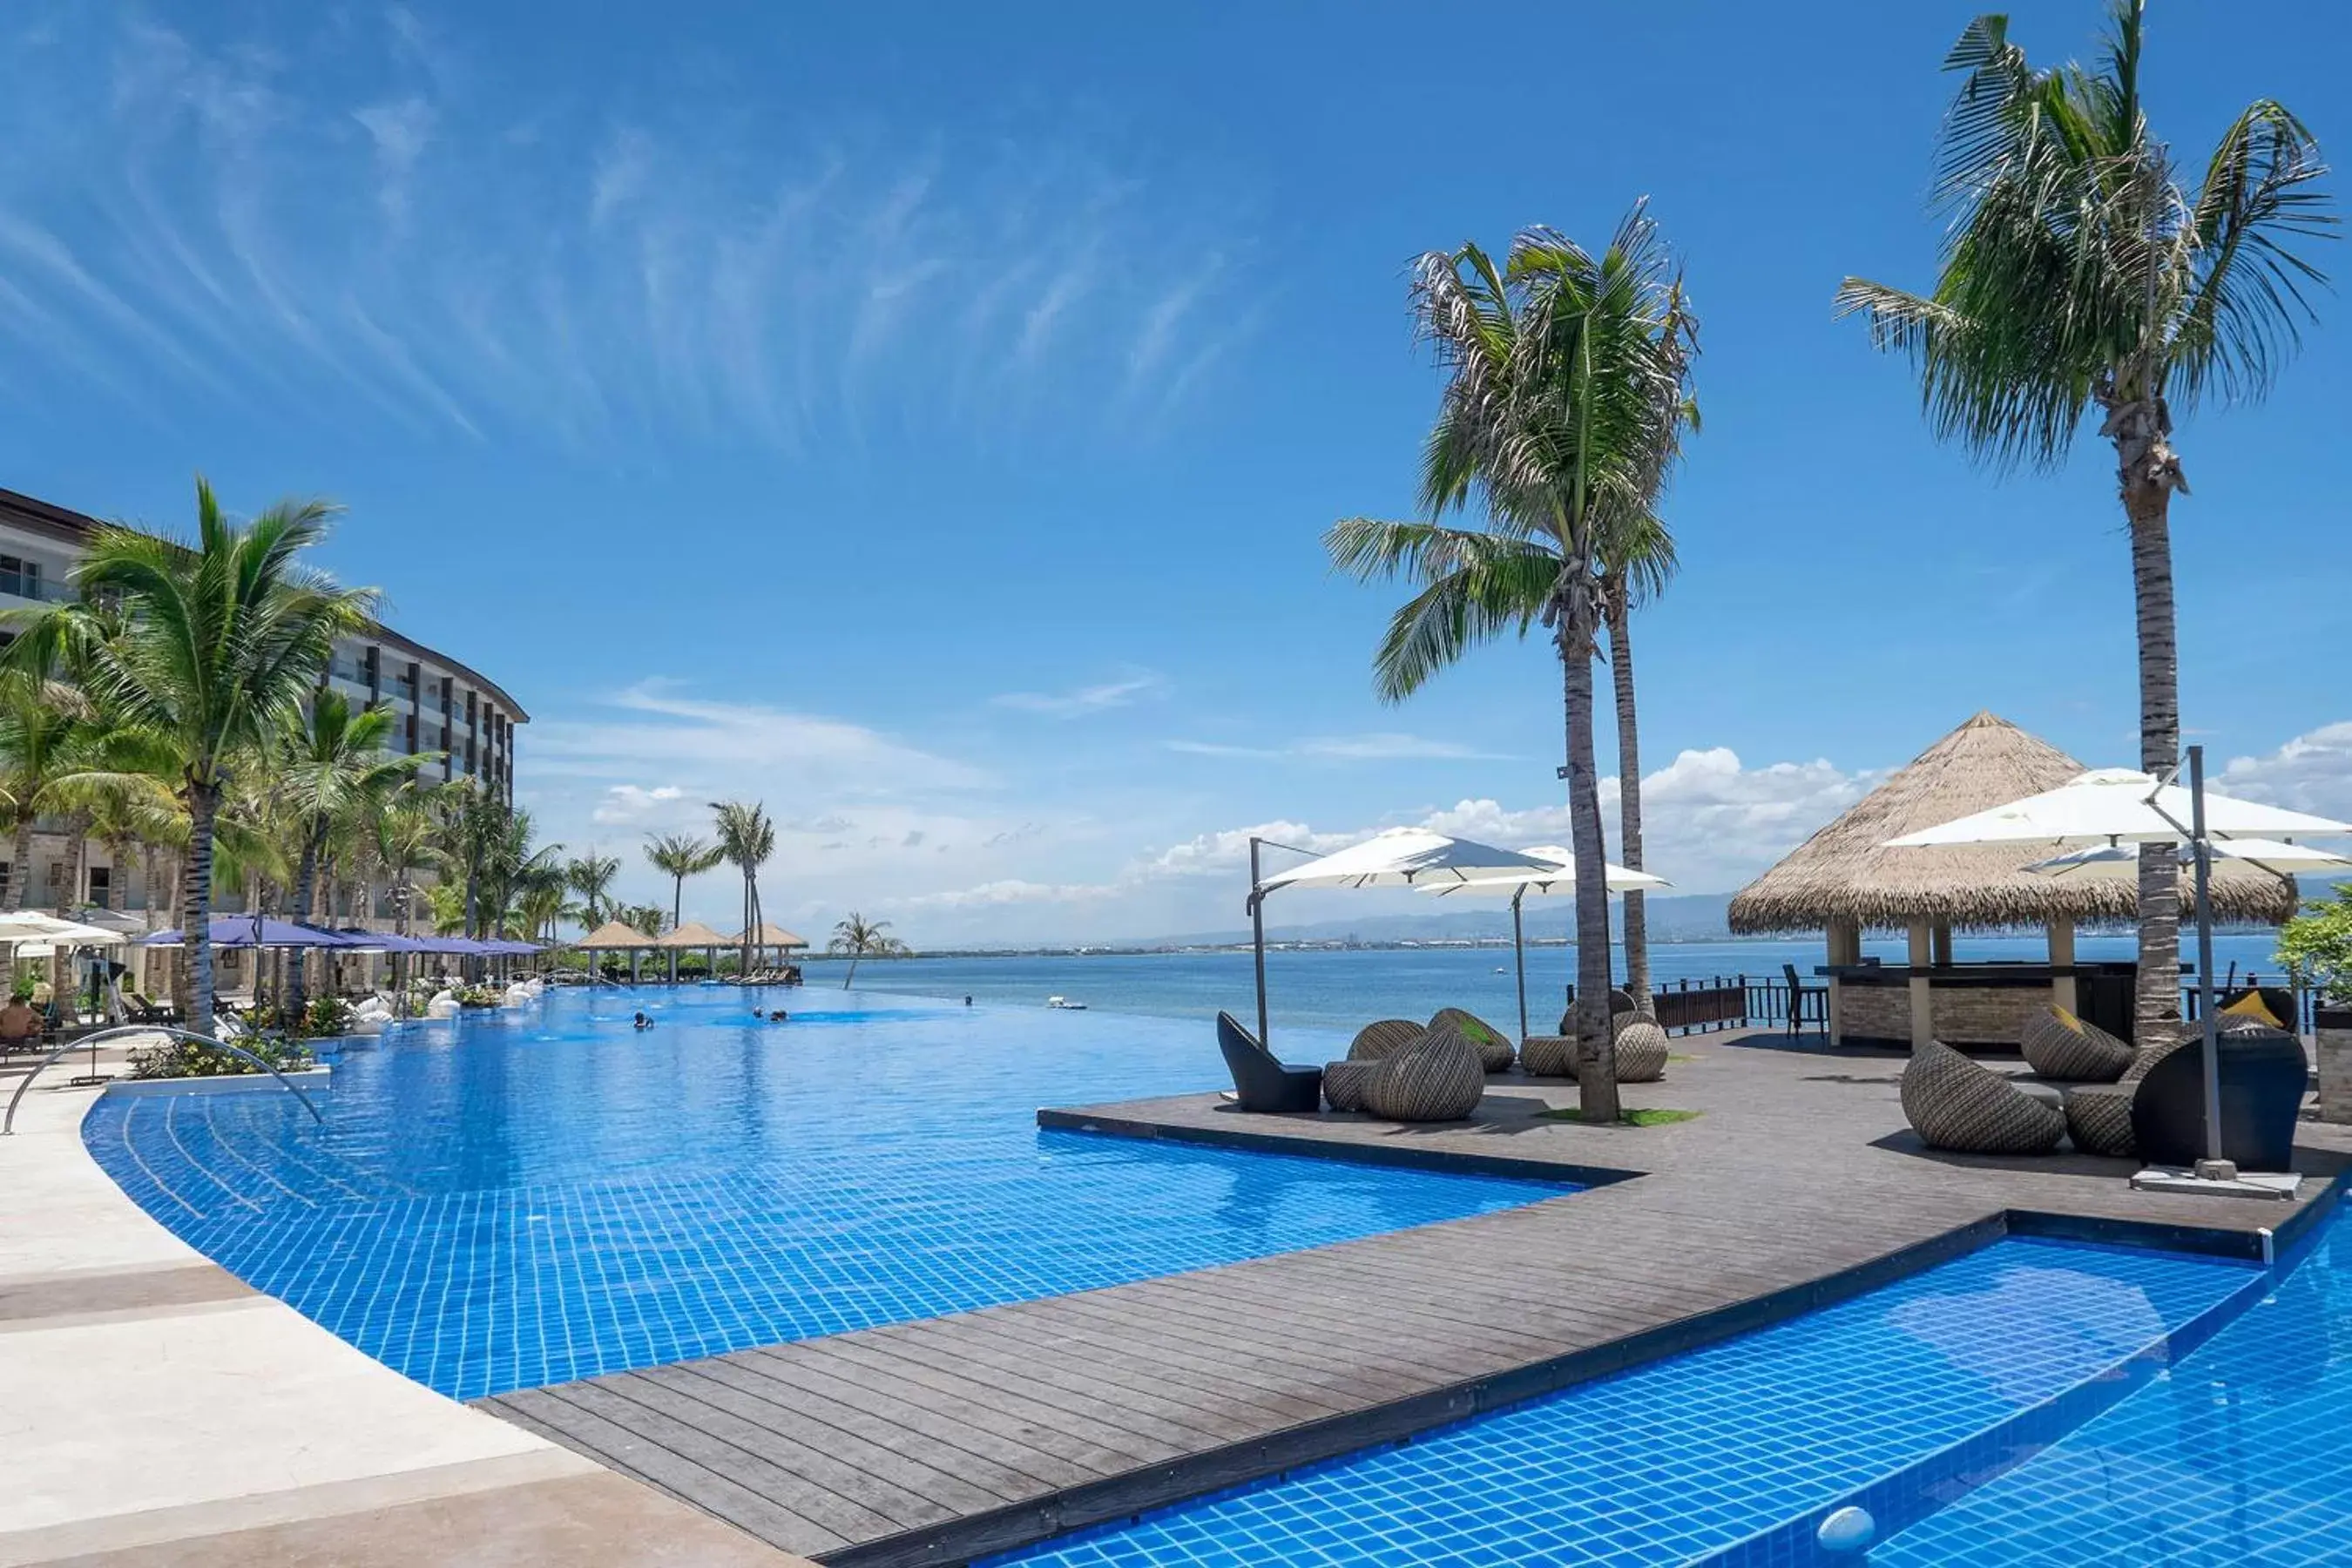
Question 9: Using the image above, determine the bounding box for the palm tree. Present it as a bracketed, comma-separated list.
[1600, 511, 1680, 1012]
[4, 480, 374, 1027]
[564, 850, 620, 931]
[1326, 211, 1694, 1121]
[709, 800, 774, 977]
[0, 672, 86, 909]
[644, 831, 724, 981]
[828, 911, 905, 989]
[276, 691, 423, 1018]
[1836, 1, 2331, 1035]
[644, 833, 724, 927]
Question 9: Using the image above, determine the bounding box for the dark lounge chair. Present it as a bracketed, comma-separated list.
[1215, 1012, 1323, 1113]
[2129, 1025, 2308, 1171]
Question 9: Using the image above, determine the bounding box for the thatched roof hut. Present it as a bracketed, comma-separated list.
[655, 921, 732, 950]
[1730, 711, 2296, 934]
[573, 919, 657, 950]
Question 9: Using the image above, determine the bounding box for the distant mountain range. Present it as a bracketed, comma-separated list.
[1124, 893, 1739, 950]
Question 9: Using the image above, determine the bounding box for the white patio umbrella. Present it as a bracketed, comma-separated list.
[1888, 752, 2352, 1181]
[2025, 838, 2352, 879]
[1244, 828, 1561, 1044]
[1419, 848, 1673, 1039]
[1885, 767, 2352, 848]
[0, 912, 127, 945]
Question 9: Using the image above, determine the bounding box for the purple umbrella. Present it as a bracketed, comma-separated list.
[415, 936, 492, 956]
[140, 916, 368, 948]
[333, 929, 432, 953]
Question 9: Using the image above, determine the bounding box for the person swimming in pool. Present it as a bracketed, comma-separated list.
[632, 1010, 653, 1030]
[768, 1009, 789, 1022]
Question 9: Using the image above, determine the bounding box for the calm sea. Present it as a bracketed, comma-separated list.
[811, 933, 2289, 1034]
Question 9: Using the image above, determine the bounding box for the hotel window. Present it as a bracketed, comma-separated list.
[0, 555, 41, 600]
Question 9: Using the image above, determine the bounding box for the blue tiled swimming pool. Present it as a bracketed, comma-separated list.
[82, 989, 1561, 1399]
[986, 1237, 2266, 1568]
[1870, 1206, 2352, 1566]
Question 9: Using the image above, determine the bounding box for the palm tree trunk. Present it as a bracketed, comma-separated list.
[7, 818, 32, 910]
[183, 783, 220, 1031]
[142, 844, 166, 931]
[287, 829, 321, 1024]
[1606, 584, 1651, 1012]
[1560, 613, 1619, 1123]
[66, 809, 91, 911]
[2110, 398, 2185, 1039]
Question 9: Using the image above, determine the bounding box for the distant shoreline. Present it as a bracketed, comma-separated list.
[802, 925, 2282, 963]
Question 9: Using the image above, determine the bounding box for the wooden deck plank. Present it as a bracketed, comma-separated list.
[673, 1357, 1060, 1503]
[483, 1028, 2352, 1568]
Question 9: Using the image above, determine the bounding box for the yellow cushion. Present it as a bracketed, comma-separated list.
[2051, 1005, 2085, 1034]
[2220, 992, 2282, 1030]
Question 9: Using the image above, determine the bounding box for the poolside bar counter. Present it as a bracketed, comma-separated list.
[1731, 711, 2294, 1056]
[1819, 957, 2142, 1050]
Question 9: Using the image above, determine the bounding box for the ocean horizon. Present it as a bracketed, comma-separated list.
[801, 932, 2292, 1035]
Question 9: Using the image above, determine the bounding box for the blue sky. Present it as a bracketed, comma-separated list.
[1, 1, 2347, 945]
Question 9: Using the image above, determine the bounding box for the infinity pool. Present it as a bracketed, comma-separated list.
[82, 988, 1561, 1400]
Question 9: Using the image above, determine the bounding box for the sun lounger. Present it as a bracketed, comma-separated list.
[1214, 1012, 1322, 1112]
[1361, 1020, 1484, 1122]
[1429, 1007, 1514, 1072]
[1900, 1037, 2065, 1155]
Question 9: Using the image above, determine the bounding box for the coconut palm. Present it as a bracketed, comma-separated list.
[1836, 1, 2331, 1034]
[644, 833, 724, 926]
[1326, 211, 1695, 1121]
[3, 480, 374, 1026]
[564, 850, 620, 931]
[1601, 511, 1680, 1011]
[708, 800, 775, 977]
[275, 691, 424, 1017]
[0, 672, 87, 909]
[828, 911, 905, 989]
[644, 831, 724, 980]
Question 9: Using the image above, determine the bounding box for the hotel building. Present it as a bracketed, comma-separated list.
[0, 484, 524, 924]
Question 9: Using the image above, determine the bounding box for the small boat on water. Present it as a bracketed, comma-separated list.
[1045, 996, 1088, 1010]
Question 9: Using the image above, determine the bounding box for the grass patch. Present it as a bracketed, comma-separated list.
[1537, 1106, 1702, 1127]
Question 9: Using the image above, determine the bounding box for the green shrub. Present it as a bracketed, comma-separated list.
[126, 1034, 314, 1080]
[300, 996, 355, 1038]
[2280, 886, 2352, 1004]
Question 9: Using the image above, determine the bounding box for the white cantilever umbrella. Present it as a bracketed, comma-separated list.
[1885, 767, 2352, 848]
[1418, 848, 1673, 1040]
[1889, 753, 2352, 1183]
[1245, 828, 1561, 1044]
[2025, 838, 2352, 879]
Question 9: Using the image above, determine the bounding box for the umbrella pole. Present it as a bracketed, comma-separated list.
[1250, 836, 1269, 1046]
[2189, 747, 2228, 1175]
[1513, 890, 1528, 1044]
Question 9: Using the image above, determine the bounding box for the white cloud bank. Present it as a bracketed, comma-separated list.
[883, 746, 1873, 943]
[2220, 722, 2352, 818]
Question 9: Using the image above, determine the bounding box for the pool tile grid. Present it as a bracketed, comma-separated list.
[981, 1239, 2259, 1568]
[1686, 1240, 2280, 1567]
[1871, 1206, 2352, 1567]
[84, 1037, 1565, 1401]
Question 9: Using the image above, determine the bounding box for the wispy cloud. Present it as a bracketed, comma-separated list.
[991, 672, 1167, 718]
[1164, 733, 1509, 761]
[0, 13, 1254, 452]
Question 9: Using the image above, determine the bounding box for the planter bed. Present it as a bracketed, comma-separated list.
[102, 1066, 332, 1099]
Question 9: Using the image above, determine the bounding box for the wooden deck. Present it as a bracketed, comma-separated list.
[480, 1031, 2352, 1566]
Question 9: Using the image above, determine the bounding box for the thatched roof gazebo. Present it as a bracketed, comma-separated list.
[574, 918, 658, 983]
[1730, 712, 2295, 1048]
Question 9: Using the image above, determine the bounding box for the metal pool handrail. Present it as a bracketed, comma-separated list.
[3, 1025, 326, 1136]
